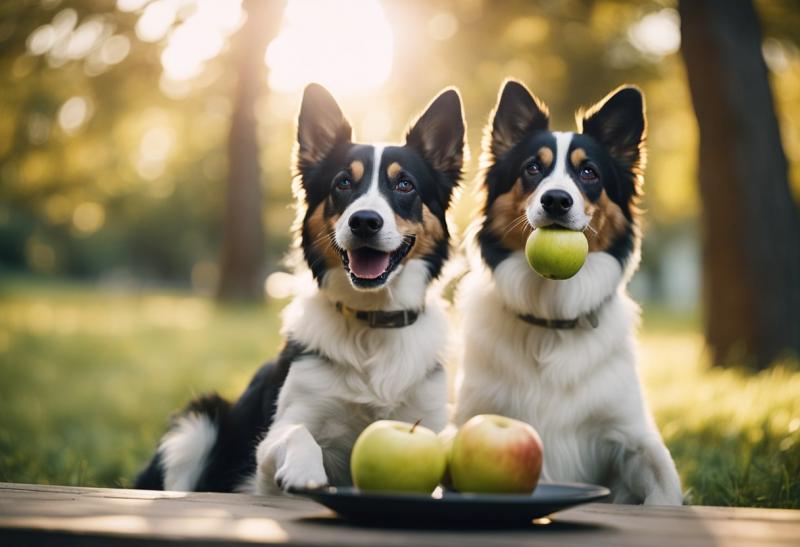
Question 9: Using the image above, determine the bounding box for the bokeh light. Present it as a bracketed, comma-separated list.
[160, 0, 244, 81]
[58, 96, 92, 134]
[265, 0, 394, 96]
[628, 9, 681, 58]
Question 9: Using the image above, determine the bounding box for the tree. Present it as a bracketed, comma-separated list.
[216, 0, 285, 301]
[679, 0, 800, 369]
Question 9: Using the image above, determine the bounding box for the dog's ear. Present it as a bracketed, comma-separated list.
[295, 83, 352, 176]
[405, 87, 466, 182]
[487, 79, 549, 160]
[579, 85, 646, 172]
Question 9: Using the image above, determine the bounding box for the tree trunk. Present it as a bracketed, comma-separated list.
[217, 0, 284, 301]
[679, 0, 800, 369]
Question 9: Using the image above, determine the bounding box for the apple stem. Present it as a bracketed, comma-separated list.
[410, 419, 422, 434]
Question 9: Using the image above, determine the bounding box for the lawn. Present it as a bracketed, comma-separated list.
[0, 277, 798, 508]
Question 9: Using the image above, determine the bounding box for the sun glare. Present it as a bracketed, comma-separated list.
[265, 0, 394, 97]
[158, 0, 244, 81]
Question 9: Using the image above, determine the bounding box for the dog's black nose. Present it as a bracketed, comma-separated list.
[348, 210, 384, 238]
[541, 190, 573, 216]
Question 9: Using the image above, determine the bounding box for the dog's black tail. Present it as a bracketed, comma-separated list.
[133, 450, 165, 490]
[133, 342, 305, 492]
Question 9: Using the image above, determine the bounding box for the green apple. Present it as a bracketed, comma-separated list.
[525, 227, 588, 280]
[350, 420, 446, 493]
[450, 414, 543, 494]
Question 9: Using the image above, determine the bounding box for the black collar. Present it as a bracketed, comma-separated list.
[335, 302, 420, 328]
[516, 308, 600, 330]
[517, 313, 579, 329]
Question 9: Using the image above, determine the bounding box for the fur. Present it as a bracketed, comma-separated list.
[455, 80, 683, 505]
[135, 83, 465, 493]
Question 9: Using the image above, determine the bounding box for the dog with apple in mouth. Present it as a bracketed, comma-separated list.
[134, 83, 466, 494]
[455, 80, 683, 505]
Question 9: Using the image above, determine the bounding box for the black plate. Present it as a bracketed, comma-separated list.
[289, 483, 609, 525]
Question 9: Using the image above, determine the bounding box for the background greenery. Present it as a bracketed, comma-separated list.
[2, 0, 798, 292]
[1, 0, 799, 508]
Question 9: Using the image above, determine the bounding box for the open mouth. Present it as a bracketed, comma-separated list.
[340, 236, 416, 288]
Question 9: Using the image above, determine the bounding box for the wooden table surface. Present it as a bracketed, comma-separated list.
[1, 483, 798, 546]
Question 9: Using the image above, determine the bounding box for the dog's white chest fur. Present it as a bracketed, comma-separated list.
[253, 262, 450, 492]
[455, 251, 683, 504]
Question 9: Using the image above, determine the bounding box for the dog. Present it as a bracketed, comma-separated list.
[454, 79, 683, 505]
[135, 82, 466, 493]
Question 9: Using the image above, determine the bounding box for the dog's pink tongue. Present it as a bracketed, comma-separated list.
[348, 249, 390, 279]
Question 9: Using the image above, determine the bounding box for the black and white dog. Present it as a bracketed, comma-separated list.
[454, 80, 683, 504]
[136, 83, 466, 493]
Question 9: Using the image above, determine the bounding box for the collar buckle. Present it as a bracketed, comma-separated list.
[335, 301, 355, 320]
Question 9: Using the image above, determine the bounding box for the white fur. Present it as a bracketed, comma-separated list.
[527, 132, 591, 231]
[158, 413, 217, 491]
[455, 247, 683, 505]
[335, 145, 404, 255]
[254, 257, 449, 493]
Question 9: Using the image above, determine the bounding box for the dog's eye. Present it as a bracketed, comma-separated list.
[395, 179, 415, 193]
[525, 160, 542, 176]
[334, 177, 353, 191]
[579, 165, 599, 182]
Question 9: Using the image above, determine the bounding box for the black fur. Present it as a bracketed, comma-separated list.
[298, 85, 465, 284]
[478, 81, 644, 270]
[133, 449, 164, 490]
[134, 340, 312, 492]
[488, 79, 550, 161]
[579, 86, 645, 222]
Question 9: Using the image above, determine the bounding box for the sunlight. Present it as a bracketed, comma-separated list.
[161, 0, 244, 81]
[127, 0, 244, 82]
[265, 0, 394, 96]
[628, 8, 681, 58]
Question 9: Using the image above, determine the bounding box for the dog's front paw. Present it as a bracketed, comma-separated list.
[257, 424, 329, 493]
[257, 424, 328, 491]
[275, 455, 329, 491]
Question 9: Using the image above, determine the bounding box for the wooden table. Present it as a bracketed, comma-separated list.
[1, 483, 798, 546]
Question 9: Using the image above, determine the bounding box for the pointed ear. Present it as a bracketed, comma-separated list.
[405, 87, 466, 179]
[486, 79, 549, 160]
[579, 85, 646, 171]
[295, 83, 352, 175]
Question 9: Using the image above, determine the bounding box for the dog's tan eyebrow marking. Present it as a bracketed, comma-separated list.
[537, 147, 554, 169]
[570, 148, 587, 169]
[349, 160, 364, 182]
[387, 161, 402, 179]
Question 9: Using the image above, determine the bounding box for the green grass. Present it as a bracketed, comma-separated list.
[640, 331, 800, 507]
[0, 278, 798, 507]
[0, 277, 283, 488]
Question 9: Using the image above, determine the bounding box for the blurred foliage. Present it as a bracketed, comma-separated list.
[0, 279, 797, 506]
[641, 329, 800, 507]
[0, 277, 283, 486]
[0, 0, 798, 298]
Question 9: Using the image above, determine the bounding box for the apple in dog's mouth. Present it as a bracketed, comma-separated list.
[525, 226, 588, 280]
[340, 236, 415, 288]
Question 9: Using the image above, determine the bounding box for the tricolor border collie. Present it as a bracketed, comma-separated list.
[455, 80, 683, 505]
[135, 83, 466, 493]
